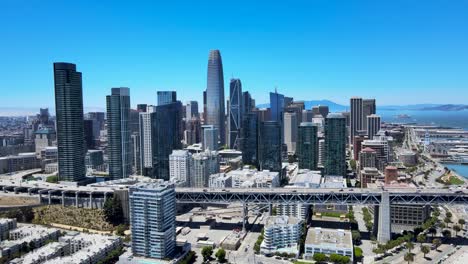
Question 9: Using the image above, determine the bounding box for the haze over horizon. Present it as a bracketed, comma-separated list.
[1, 0, 468, 108]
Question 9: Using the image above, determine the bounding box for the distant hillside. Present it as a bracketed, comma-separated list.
[257, 101, 468, 112]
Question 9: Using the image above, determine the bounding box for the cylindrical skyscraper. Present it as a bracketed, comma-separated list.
[206, 50, 225, 145]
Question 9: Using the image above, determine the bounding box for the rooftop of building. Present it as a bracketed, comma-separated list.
[290, 170, 322, 186]
[361, 147, 376, 153]
[265, 215, 301, 227]
[305, 227, 352, 249]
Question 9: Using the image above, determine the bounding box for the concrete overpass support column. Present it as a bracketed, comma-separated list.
[61, 192, 65, 207]
[48, 192, 52, 205]
[377, 192, 391, 243]
[75, 192, 79, 207]
[39, 192, 42, 203]
[242, 203, 248, 232]
[89, 192, 93, 209]
[268, 203, 273, 216]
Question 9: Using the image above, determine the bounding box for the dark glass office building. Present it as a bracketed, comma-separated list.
[228, 78, 243, 149]
[270, 91, 285, 123]
[152, 101, 183, 180]
[206, 50, 226, 145]
[157, 91, 177, 106]
[240, 112, 258, 166]
[324, 114, 347, 176]
[297, 122, 318, 170]
[258, 121, 282, 172]
[106, 87, 132, 180]
[53, 62, 86, 182]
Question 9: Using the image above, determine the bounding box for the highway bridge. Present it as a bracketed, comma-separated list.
[1, 178, 467, 243]
[175, 187, 468, 205]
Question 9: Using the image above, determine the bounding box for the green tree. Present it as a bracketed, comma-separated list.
[446, 212, 452, 218]
[432, 238, 441, 250]
[115, 224, 127, 236]
[201, 246, 213, 262]
[458, 219, 465, 226]
[442, 229, 451, 239]
[215, 248, 226, 263]
[453, 225, 461, 236]
[404, 252, 414, 264]
[349, 159, 357, 171]
[444, 217, 452, 227]
[417, 234, 426, 245]
[103, 196, 124, 226]
[351, 230, 361, 244]
[354, 247, 363, 259]
[406, 242, 414, 253]
[420, 245, 430, 258]
[313, 253, 327, 263]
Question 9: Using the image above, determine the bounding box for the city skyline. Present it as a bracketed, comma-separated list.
[2, 1, 468, 109]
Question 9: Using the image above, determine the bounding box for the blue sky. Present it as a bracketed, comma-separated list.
[1, 0, 468, 109]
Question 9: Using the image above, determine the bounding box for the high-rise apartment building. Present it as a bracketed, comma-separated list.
[350, 97, 363, 144]
[228, 79, 243, 149]
[324, 114, 346, 176]
[362, 99, 376, 132]
[367, 114, 381, 140]
[106, 87, 132, 180]
[297, 122, 318, 170]
[283, 112, 298, 153]
[129, 182, 176, 259]
[53, 62, 86, 182]
[185, 101, 199, 119]
[259, 121, 282, 172]
[202, 125, 218, 151]
[206, 50, 226, 145]
[139, 109, 155, 176]
[190, 150, 220, 188]
[169, 150, 191, 185]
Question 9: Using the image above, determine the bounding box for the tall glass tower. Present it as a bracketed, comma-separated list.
[106, 87, 131, 180]
[324, 114, 347, 176]
[228, 78, 242, 149]
[259, 121, 282, 172]
[53, 62, 86, 182]
[297, 122, 318, 170]
[206, 50, 226, 145]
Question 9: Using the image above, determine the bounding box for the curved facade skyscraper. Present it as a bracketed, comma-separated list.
[206, 50, 225, 145]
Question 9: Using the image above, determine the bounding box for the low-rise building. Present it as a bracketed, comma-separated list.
[45, 233, 122, 264]
[304, 228, 353, 261]
[208, 173, 232, 188]
[0, 218, 17, 241]
[228, 167, 280, 188]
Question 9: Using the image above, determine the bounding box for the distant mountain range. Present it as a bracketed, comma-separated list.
[1, 102, 468, 117]
[256, 101, 468, 112]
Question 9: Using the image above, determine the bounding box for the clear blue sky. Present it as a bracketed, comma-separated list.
[1, 0, 468, 109]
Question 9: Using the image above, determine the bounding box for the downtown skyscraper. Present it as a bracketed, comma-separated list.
[206, 50, 226, 145]
[297, 122, 319, 170]
[53, 62, 86, 182]
[228, 78, 243, 149]
[350, 97, 363, 144]
[324, 113, 347, 176]
[106, 87, 132, 180]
